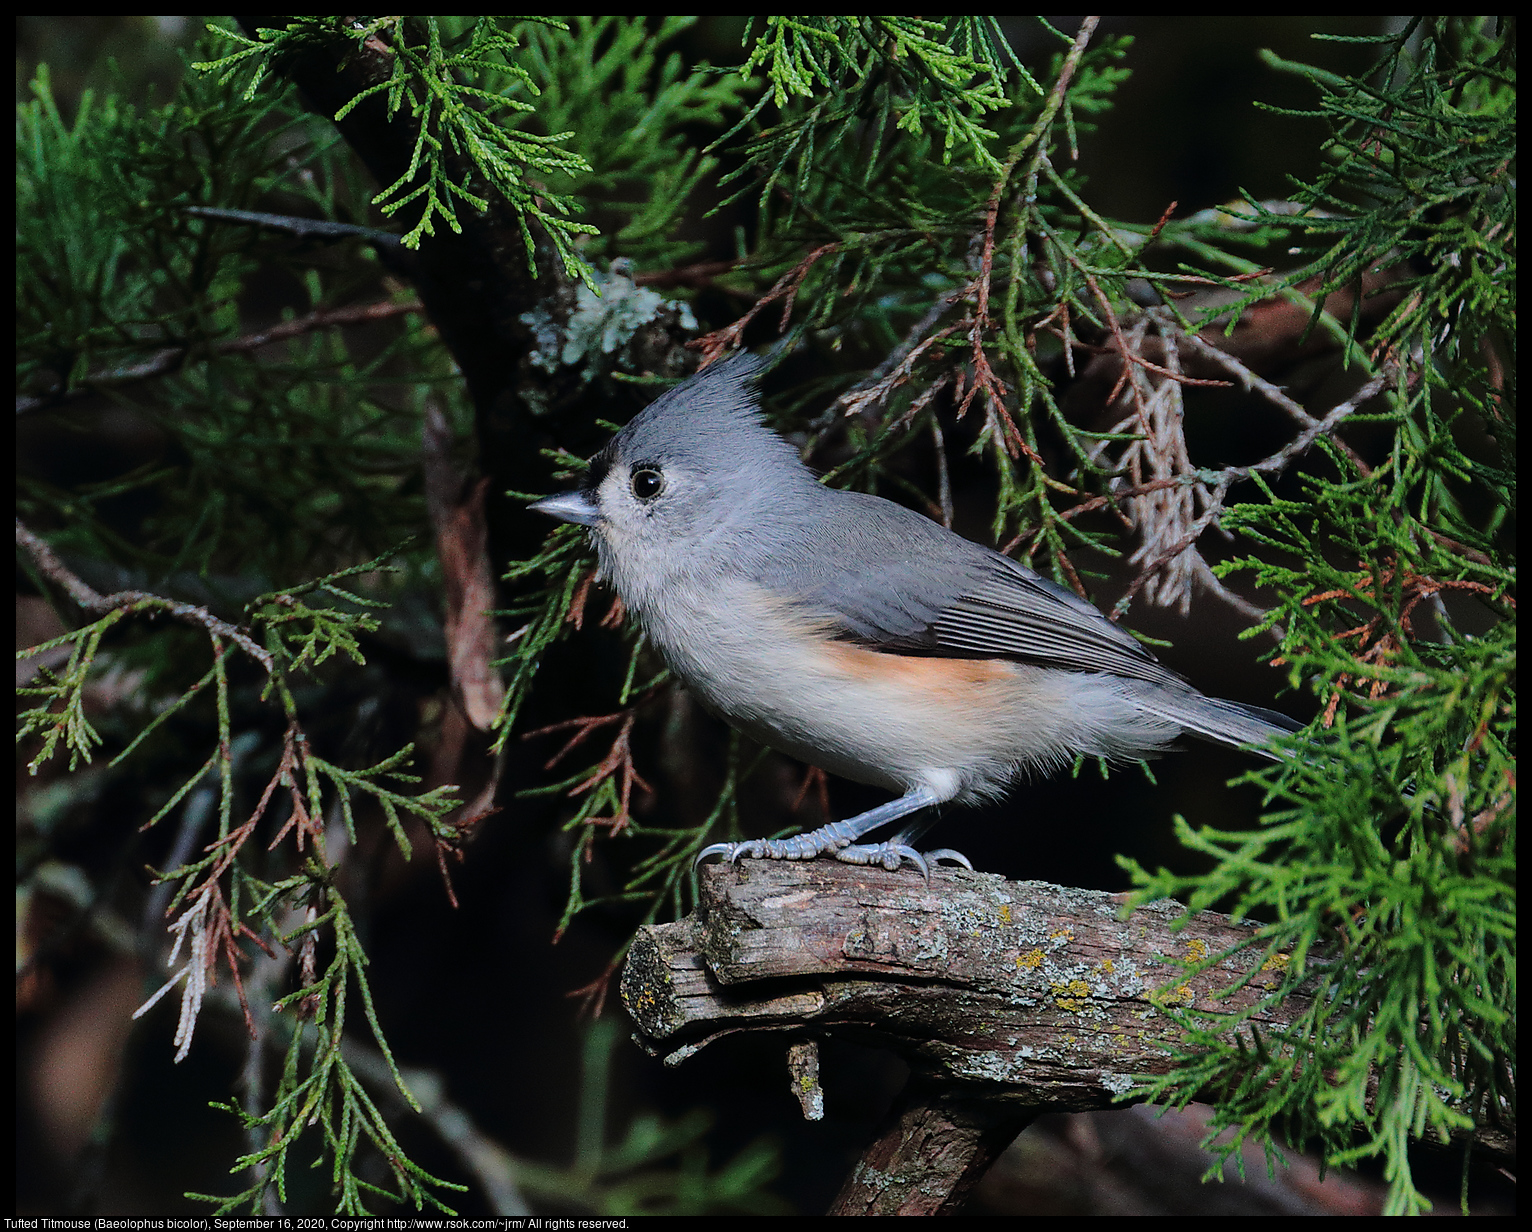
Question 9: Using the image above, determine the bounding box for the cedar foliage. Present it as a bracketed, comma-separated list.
[17, 16, 1512, 1215]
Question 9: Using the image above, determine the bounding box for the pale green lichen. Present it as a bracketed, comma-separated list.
[521, 259, 698, 392]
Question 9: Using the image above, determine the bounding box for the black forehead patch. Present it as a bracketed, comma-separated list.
[584, 447, 615, 492]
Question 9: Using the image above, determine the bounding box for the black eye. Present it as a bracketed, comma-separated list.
[630, 466, 664, 501]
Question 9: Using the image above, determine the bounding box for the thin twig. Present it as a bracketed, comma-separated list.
[16, 299, 421, 416]
[1178, 331, 1372, 474]
[16, 519, 274, 671]
[687, 243, 840, 366]
[1113, 367, 1394, 613]
[960, 18, 1100, 459]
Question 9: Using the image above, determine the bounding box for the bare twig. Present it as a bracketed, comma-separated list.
[824, 287, 968, 427]
[16, 299, 421, 416]
[687, 243, 841, 367]
[1113, 367, 1394, 615]
[1178, 330, 1372, 474]
[16, 518, 274, 671]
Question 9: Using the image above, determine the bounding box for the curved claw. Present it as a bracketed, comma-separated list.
[694, 839, 776, 867]
[921, 848, 974, 871]
[694, 788, 949, 873]
[694, 833, 839, 869]
[694, 842, 738, 868]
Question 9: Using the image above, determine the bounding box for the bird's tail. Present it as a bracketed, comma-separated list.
[1138, 690, 1303, 761]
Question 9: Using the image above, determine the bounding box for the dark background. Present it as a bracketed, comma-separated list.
[17, 15, 1509, 1217]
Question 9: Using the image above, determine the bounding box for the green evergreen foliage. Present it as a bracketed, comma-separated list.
[16, 15, 1513, 1216]
[17, 57, 440, 580]
[195, 17, 602, 275]
[510, 16, 754, 267]
[732, 16, 1027, 182]
[17, 19, 778, 1215]
[1117, 19, 1515, 1214]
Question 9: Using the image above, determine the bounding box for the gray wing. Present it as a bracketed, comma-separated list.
[753, 488, 1187, 691]
[933, 556, 1188, 690]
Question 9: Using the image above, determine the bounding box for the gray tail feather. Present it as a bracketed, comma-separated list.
[1140, 691, 1302, 761]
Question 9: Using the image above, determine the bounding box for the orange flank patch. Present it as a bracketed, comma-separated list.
[820, 640, 1028, 699]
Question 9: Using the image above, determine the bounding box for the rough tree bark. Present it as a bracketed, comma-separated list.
[622, 860, 1313, 1215]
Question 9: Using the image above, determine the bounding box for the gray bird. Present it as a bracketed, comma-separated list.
[531, 354, 1299, 874]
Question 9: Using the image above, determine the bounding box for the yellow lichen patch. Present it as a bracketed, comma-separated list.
[1050, 978, 1092, 1011]
[1150, 982, 1196, 1008]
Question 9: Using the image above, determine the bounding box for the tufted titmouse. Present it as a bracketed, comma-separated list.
[531, 354, 1300, 874]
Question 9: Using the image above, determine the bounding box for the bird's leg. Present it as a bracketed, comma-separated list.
[695, 786, 970, 877]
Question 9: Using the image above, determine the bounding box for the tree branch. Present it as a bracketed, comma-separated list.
[622, 861, 1512, 1212]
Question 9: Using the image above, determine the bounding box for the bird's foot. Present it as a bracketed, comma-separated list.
[696, 830, 971, 879]
[831, 842, 973, 877]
